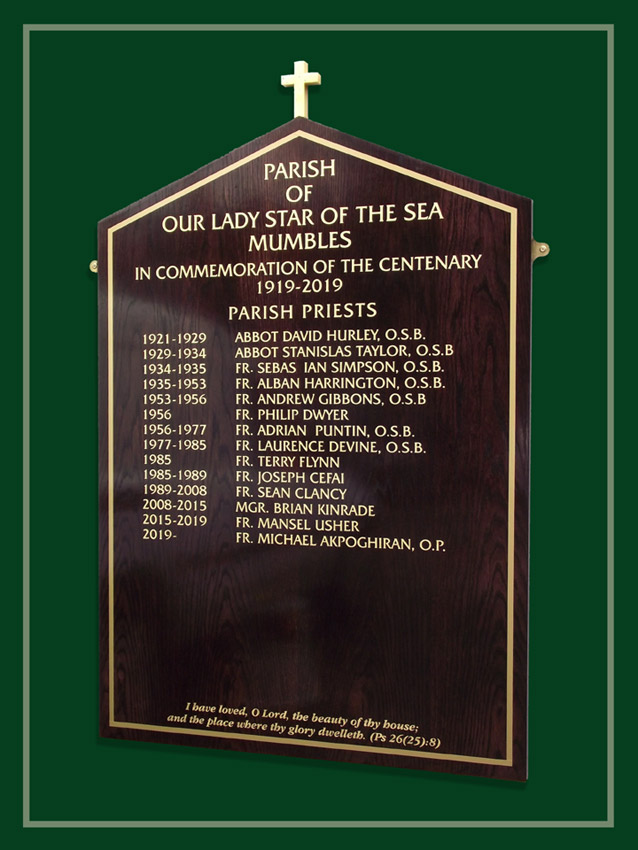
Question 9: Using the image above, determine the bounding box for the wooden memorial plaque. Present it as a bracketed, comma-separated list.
[99, 70, 534, 780]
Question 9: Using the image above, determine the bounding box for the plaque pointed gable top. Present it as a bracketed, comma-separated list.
[99, 116, 530, 236]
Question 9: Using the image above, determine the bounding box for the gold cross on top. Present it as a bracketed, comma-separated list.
[281, 60, 321, 118]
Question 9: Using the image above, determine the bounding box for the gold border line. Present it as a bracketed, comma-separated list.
[108, 227, 116, 726]
[109, 720, 508, 766]
[507, 209, 518, 765]
[107, 130, 518, 768]
[108, 130, 518, 235]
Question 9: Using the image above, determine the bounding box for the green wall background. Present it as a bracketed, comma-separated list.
[13, 13, 624, 844]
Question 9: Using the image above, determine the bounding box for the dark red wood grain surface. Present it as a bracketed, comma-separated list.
[99, 118, 531, 779]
